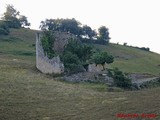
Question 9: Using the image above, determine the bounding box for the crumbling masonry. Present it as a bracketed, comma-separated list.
[36, 33, 64, 74]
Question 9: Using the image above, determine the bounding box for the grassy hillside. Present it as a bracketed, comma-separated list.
[1, 28, 160, 75]
[94, 44, 160, 75]
[0, 28, 160, 120]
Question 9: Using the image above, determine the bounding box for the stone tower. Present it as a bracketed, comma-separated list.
[36, 32, 64, 74]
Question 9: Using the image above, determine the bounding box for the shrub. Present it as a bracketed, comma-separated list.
[0, 21, 10, 35]
[62, 39, 93, 74]
[64, 39, 93, 62]
[108, 68, 132, 89]
[61, 51, 85, 74]
[41, 31, 55, 59]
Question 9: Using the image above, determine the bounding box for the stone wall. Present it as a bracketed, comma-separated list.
[88, 64, 104, 72]
[36, 33, 64, 74]
[53, 31, 77, 53]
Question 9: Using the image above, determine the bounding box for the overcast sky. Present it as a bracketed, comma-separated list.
[0, 0, 160, 54]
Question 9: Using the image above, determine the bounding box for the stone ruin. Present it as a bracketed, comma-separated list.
[36, 32, 64, 74]
[36, 31, 105, 74]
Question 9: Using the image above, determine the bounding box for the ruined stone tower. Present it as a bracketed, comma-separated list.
[36, 32, 64, 74]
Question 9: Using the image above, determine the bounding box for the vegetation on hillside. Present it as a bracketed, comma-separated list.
[40, 30, 114, 74]
[94, 43, 160, 75]
[0, 4, 30, 35]
[0, 21, 10, 35]
[0, 2, 160, 119]
[91, 51, 114, 70]
[61, 39, 93, 74]
[41, 31, 55, 59]
[108, 68, 132, 89]
[40, 18, 110, 45]
[39, 18, 113, 74]
[0, 28, 160, 119]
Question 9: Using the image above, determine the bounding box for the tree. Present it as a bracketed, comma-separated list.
[19, 15, 30, 27]
[40, 18, 82, 36]
[64, 39, 93, 62]
[82, 25, 96, 39]
[2, 4, 30, 28]
[2, 4, 20, 28]
[91, 51, 114, 70]
[62, 39, 93, 73]
[40, 18, 112, 45]
[3, 4, 19, 20]
[98, 26, 110, 43]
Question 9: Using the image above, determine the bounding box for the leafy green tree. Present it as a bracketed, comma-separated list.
[40, 19, 58, 31]
[61, 39, 93, 74]
[61, 18, 81, 35]
[91, 51, 114, 70]
[64, 39, 93, 62]
[40, 18, 112, 45]
[40, 18, 82, 36]
[3, 4, 19, 18]
[82, 25, 96, 39]
[19, 15, 30, 27]
[2, 4, 30, 28]
[98, 26, 110, 43]
[2, 4, 20, 28]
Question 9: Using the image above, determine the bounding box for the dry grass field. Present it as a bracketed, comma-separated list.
[0, 28, 160, 120]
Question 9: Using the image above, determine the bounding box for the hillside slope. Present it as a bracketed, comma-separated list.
[0, 28, 160, 120]
[0, 28, 160, 75]
[94, 44, 160, 75]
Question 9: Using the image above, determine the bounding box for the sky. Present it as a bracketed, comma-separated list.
[0, 0, 160, 54]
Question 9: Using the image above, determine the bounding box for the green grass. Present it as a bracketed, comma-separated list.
[0, 55, 160, 120]
[0, 28, 160, 120]
[94, 44, 160, 75]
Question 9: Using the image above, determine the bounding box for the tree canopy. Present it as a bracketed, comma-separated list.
[82, 25, 97, 39]
[61, 39, 93, 74]
[98, 26, 110, 43]
[40, 18, 110, 45]
[40, 18, 81, 36]
[91, 51, 114, 70]
[2, 4, 30, 28]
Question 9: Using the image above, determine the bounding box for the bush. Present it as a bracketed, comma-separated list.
[108, 68, 132, 89]
[0, 21, 10, 35]
[41, 31, 55, 59]
[62, 39, 93, 74]
[62, 52, 80, 65]
[61, 51, 85, 74]
[64, 39, 93, 62]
